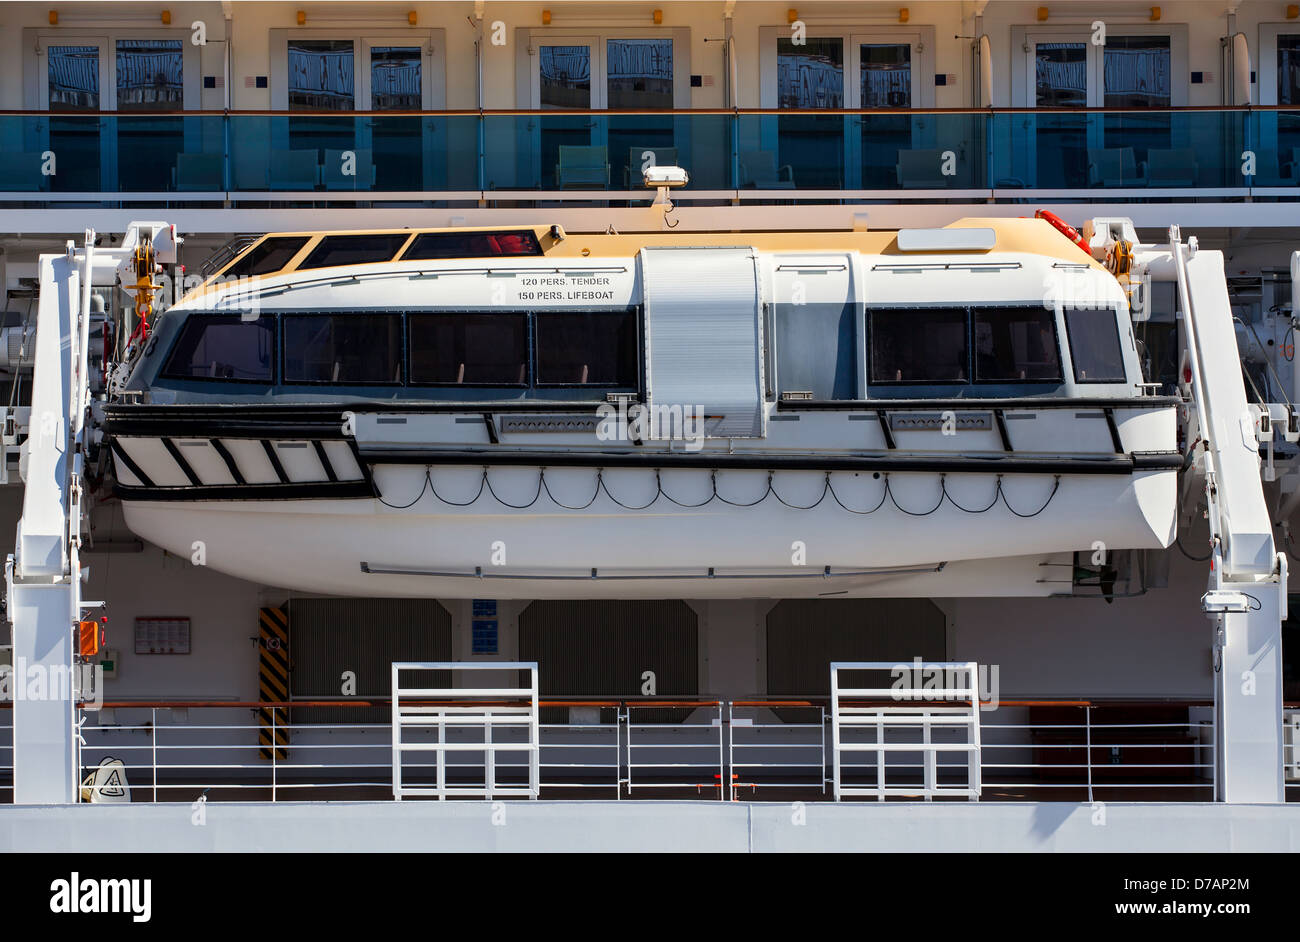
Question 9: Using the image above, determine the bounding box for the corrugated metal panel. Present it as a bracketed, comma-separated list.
[641, 247, 766, 438]
[766, 599, 945, 698]
[519, 600, 698, 723]
[289, 598, 451, 724]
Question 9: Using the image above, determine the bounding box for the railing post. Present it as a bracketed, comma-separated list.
[726, 701, 734, 802]
[484, 705, 494, 798]
[717, 702, 725, 802]
[271, 706, 277, 802]
[821, 706, 828, 796]
[1085, 705, 1094, 804]
[620, 705, 630, 798]
[151, 706, 157, 803]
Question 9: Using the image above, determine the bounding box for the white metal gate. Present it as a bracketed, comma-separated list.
[391, 661, 539, 800]
[830, 661, 982, 801]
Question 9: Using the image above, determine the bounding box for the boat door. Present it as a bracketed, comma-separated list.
[640, 247, 767, 440]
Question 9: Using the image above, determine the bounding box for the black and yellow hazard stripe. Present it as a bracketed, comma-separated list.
[258, 606, 290, 760]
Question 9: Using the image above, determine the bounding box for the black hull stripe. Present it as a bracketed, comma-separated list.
[209, 437, 246, 485]
[261, 440, 289, 483]
[115, 481, 375, 502]
[312, 440, 339, 482]
[109, 441, 155, 489]
[357, 448, 1183, 475]
[161, 438, 203, 486]
[111, 450, 1178, 502]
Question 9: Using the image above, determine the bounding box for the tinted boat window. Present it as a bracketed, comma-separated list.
[535, 311, 637, 386]
[973, 308, 1061, 382]
[408, 313, 528, 385]
[162, 315, 274, 381]
[870, 308, 967, 383]
[1065, 307, 1127, 382]
[298, 234, 411, 270]
[221, 237, 310, 278]
[283, 314, 402, 384]
[401, 230, 543, 260]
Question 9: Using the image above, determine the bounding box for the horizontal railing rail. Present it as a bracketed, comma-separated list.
[0, 696, 1275, 805]
[0, 107, 1296, 200]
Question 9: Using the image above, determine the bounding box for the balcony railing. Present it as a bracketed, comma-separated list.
[1, 108, 1298, 202]
[1, 697, 1283, 803]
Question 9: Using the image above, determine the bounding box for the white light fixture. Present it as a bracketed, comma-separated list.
[1201, 590, 1252, 613]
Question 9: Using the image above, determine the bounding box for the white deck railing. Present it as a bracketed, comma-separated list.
[0, 696, 1255, 804]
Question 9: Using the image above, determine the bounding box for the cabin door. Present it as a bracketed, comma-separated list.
[360, 41, 434, 191]
[1021, 28, 1181, 188]
[847, 36, 920, 190]
[39, 40, 110, 193]
[530, 37, 600, 189]
[1259, 25, 1300, 184]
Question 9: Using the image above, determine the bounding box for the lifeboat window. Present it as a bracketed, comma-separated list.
[973, 308, 1062, 382]
[400, 230, 543, 260]
[161, 315, 274, 382]
[408, 312, 529, 386]
[220, 237, 310, 279]
[1064, 307, 1127, 383]
[869, 308, 968, 384]
[283, 313, 403, 385]
[297, 234, 411, 271]
[534, 311, 638, 387]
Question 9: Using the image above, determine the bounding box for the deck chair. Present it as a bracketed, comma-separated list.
[0, 151, 49, 191]
[172, 153, 224, 191]
[322, 148, 376, 190]
[896, 149, 953, 188]
[268, 149, 319, 190]
[625, 146, 678, 186]
[738, 150, 795, 188]
[555, 145, 609, 188]
[231, 148, 270, 190]
[1145, 148, 1199, 188]
[1087, 147, 1144, 187]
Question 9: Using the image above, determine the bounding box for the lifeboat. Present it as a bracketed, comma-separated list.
[101, 218, 1179, 598]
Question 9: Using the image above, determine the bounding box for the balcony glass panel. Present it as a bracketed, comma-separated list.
[992, 110, 1247, 190]
[485, 113, 730, 191]
[0, 107, 1293, 197]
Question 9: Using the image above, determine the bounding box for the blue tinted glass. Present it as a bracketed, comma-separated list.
[777, 38, 843, 108]
[48, 45, 100, 110]
[371, 46, 421, 110]
[116, 39, 183, 111]
[607, 39, 672, 109]
[539, 46, 591, 109]
[288, 39, 355, 110]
